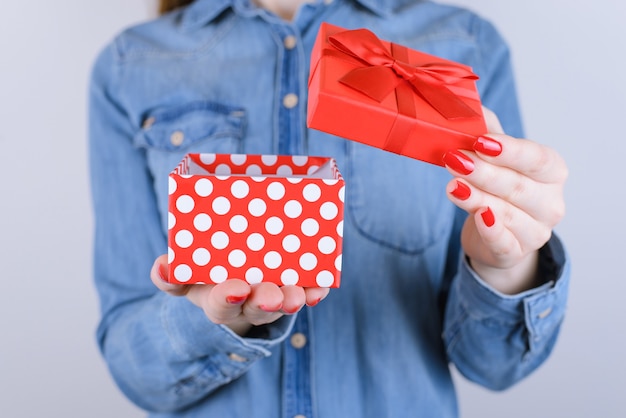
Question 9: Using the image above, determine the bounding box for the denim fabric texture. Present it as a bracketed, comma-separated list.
[88, 0, 571, 416]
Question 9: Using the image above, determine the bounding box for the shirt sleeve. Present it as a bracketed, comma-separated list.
[441, 15, 572, 390]
[88, 40, 294, 413]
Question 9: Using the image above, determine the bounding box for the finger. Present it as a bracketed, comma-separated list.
[192, 279, 251, 324]
[280, 285, 306, 314]
[481, 106, 505, 134]
[150, 255, 189, 297]
[473, 134, 568, 184]
[304, 287, 331, 307]
[242, 282, 285, 326]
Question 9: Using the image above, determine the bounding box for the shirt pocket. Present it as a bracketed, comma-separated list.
[345, 140, 454, 254]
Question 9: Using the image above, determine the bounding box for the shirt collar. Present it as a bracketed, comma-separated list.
[180, 0, 424, 30]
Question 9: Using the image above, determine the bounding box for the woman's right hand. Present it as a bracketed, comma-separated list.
[150, 255, 330, 336]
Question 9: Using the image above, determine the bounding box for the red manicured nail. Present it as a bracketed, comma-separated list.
[307, 297, 322, 307]
[450, 180, 471, 200]
[282, 305, 302, 314]
[226, 295, 248, 305]
[443, 150, 474, 175]
[481, 207, 495, 227]
[260, 303, 283, 312]
[474, 136, 502, 156]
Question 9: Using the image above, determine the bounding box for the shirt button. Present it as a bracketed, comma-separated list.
[170, 131, 184, 146]
[290, 332, 307, 349]
[284, 35, 297, 50]
[142, 116, 155, 129]
[324, 0, 334, 4]
[228, 353, 248, 363]
[283, 93, 299, 109]
[294, 415, 306, 418]
[537, 307, 552, 319]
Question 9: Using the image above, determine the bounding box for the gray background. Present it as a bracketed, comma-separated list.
[1, 1, 623, 417]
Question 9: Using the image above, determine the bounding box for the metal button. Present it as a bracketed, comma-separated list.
[170, 130, 184, 146]
[142, 116, 155, 129]
[290, 332, 307, 349]
[228, 353, 248, 363]
[284, 35, 297, 50]
[283, 93, 299, 109]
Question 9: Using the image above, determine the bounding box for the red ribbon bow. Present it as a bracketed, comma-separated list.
[328, 28, 480, 120]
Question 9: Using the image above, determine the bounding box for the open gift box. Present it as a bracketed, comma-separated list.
[167, 153, 345, 288]
[307, 22, 487, 166]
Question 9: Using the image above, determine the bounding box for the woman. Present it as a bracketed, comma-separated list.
[89, 0, 570, 416]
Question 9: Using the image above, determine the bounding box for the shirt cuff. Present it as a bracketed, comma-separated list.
[458, 233, 570, 346]
[161, 295, 295, 369]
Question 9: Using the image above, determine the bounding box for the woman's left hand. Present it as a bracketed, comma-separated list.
[443, 108, 568, 294]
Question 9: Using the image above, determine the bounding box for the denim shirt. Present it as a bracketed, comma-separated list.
[88, 0, 571, 416]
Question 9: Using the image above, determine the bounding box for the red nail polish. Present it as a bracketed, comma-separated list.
[481, 207, 495, 227]
[307, 297, 322, 307]
[283, 305, 301, 314]
[443, 150, 474, 175]
[260, 303, 283, 312]
[474, 136, 502, 156]
[158, 264, 169, 282]
[226, 295, 248, 305]
[450, 180, 471, 200]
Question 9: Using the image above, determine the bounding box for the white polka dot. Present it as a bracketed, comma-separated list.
[264, 251, 282, 269]
[210, 266, 228, 283]
[192, 248, 211, 266]
[212, 196, 231, 215]
[215, 175, 229, 181]
[265, 216, 284, 235]
[194, 213, 212, 232]
[323, 179, 339, 186]
[339, 186, 345, 203]
[281, 269, 299, 286]
[230, 154, 247, 166]
[284, 200, 302, 218]
[231, 180, 249, 199]
[316, 271, 335, 287]
[215, 164, 232, 175]
[251, 176, 267, 183]
[292, 156, 308, 166]
[276, 165, 293, 176]
[335, 254, 342, 271]
[168, 212, 176, 230]
[229, 215, 248, 233]
[301, 218, 320, 237]
[211, 231, 229, 249]
[267, 182, 286, 200]
[168, 177, 177, 195]
[287, 177, 303, 184]
[180, 174, 192, 179]
[176, 195, 195, 213]
[282, 235, 301, 253]
[246, 164, 263, 176]
[175, 230, 193, 248]
[168, 247, 175, 263]
[337, 220, 344, 237]
[200, 153, 216, 164]
[299, 253, 318, 271]
[247, 233, 265, 251]
[261, 155, 278, 166]
[318, 236, 337, 254]
[320, 202, 339, 220]
[303, 184, 322, 202]
[248, 198, 267, 217]
[245, 267, 264, 284]
[194, 178, 213, 197]
[174, 264, 192, 283]
[307, 165, 320, 175]
[228, 249, 246, 268]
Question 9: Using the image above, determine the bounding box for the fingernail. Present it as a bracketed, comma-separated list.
[443, 150, 474, 175]
[158, 264, 169, 282]
[450, 180, 471, 200]
[282, 305, 302, 314]
[307, 297, 322, 307]
[260, 303, 283, 313]
[481, 207, 495, 227]
[226, 295, 248, 305]
[474, 136, 502, 156]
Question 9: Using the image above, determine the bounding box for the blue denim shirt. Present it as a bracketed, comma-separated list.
[88, 0, 571, 416]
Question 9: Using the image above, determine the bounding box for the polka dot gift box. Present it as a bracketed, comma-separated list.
[168, 153, 345, 288]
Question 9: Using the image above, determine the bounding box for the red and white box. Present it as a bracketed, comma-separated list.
[167, 153, 345, 288]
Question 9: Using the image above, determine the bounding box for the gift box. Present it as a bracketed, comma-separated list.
[307, 22, 487, 166]
[167, 153, 345, 288]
